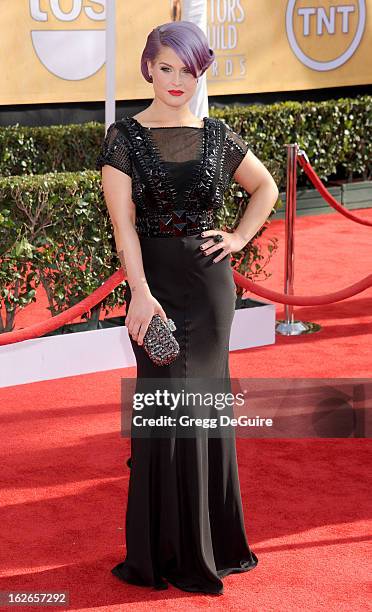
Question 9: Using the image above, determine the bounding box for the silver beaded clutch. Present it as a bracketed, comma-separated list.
[142, 314, 180, 366]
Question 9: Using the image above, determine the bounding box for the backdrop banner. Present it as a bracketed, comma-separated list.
[0, 0, 370, 105]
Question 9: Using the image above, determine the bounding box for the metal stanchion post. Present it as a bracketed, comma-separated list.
[276, 144, 321, 336]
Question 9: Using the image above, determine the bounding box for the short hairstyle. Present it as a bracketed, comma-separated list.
[141, 21, 215, 82]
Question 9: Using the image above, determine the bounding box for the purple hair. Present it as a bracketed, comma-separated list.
[141, 21, 215, 82]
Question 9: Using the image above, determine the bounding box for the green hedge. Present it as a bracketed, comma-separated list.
[211, 94, 371, 187]
[1, 95, 371, 189]
[0, 171, 125, 332]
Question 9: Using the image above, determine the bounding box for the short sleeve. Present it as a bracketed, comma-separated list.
[224, 123, 250, 178]
[95, 122, 132, 177]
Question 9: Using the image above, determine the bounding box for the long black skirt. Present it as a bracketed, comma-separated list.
[111, 234, 258, 595]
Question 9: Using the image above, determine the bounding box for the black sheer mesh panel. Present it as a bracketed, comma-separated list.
[96, 123, 132, 177]
[223, 124, 250, 179]
[143, 126, 204, 162]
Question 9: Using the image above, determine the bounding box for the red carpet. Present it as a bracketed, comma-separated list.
[0, 210, 371, 610]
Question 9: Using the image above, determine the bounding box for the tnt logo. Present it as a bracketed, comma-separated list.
[30, 0, 105, 80]
[286, 0, 366, 71]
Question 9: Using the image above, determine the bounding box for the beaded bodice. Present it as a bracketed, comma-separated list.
[96, 115, 250, 237]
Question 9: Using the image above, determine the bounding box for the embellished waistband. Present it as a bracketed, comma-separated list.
[135, 208, 215, 238]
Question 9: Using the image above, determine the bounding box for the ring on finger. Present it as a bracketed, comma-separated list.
[213, 233, 223, 244]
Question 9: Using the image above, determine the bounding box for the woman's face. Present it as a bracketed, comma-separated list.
[147, 46, 199, 107]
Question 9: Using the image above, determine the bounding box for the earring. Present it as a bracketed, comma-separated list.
[149, 74, 153, 82]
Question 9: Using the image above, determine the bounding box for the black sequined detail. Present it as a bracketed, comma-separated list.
[136, 208, 215, 238]
[95, 116, 250, 238]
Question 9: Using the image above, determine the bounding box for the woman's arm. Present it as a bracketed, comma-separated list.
[101, 165, 167, 344]
[232, 150, 279, 243]
[101, 164, 151, 297]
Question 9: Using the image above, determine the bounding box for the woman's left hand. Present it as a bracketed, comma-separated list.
[199, 230, 248, 263]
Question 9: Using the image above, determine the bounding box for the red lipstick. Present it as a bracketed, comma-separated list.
[168, 90, 184, 96]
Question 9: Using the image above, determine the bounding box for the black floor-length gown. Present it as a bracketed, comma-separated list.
[96, 114, 258, 595]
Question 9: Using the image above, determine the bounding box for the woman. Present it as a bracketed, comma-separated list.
[96, 21, 278, 595]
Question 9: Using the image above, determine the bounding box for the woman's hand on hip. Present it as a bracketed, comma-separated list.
[125, 292, 167, 345]
[199, 230, 248, 263]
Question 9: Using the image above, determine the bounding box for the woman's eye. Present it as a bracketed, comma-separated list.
[160, 66, 191, 74]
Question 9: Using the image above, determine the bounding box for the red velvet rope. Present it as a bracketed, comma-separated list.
[297, 154, 372, 227]
[1, 266, 371, 346]
[233, 269, 372, 306]
[0, 269, 125, 346]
